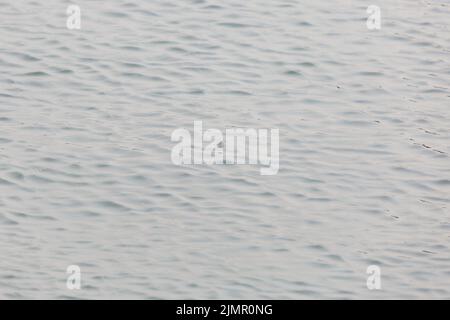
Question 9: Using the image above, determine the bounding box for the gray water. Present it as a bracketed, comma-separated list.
[1, 0, 450, 299]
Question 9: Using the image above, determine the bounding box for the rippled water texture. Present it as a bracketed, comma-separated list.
[1, 0, 450, 299]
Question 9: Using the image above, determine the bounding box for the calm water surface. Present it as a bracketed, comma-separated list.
[0, 0, 450, 299]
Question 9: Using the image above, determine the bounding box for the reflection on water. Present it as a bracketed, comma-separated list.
[0, 0, 449, 299]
